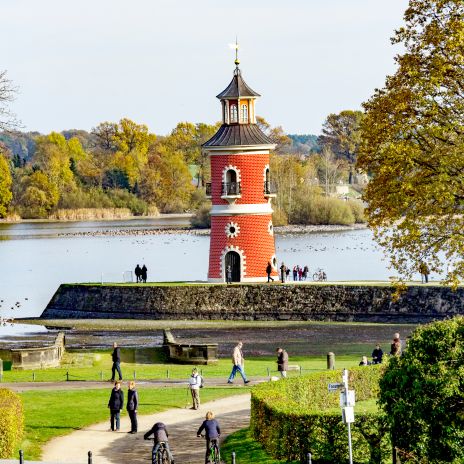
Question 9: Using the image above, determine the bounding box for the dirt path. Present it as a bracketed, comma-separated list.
[42, 394, 250, 464]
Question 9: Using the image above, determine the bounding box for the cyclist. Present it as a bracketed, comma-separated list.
[144, 422, 174, 464]
[197, 410, 221, 464]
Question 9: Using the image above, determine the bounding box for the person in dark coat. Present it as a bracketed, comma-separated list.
[127, 381, 138, 433]
[135, 264, 142, 282]
[111, 342, 122, 381]
[108, 381, 124, 431]
[280, 262, 286, 283]
[141, 264, 148, 283]
[372, 344, 383, 364]
[266, 262, 274, 282]
[197, 410, 221, 464]
[359, 355, 372, 366]
[144, 422, 174, 463]
[276, 347, 289, 378]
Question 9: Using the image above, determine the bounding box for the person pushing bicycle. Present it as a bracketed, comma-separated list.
[197, 410, 221, 464]
[144, 422, 174, 464]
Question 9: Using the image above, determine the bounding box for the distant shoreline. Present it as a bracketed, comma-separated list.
[54, 223, 368, 238]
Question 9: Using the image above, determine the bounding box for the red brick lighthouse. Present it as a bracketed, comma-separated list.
[203, 52, 278, 283]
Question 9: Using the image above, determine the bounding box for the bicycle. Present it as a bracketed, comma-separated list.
[146, 438, 172, 464]
[199, 434, 221, 464]
[312, 268, 327, 282]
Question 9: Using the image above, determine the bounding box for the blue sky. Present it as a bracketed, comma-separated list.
[1, 0, 409, 135]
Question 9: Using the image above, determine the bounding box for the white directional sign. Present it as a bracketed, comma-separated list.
[328, 382, 343, 392]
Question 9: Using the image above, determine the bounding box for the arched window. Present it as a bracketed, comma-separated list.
[230, 105, 238, 123]
[240, 104, 248, 123]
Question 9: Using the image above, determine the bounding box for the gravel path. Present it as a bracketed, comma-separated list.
[42, 394, 250, 464]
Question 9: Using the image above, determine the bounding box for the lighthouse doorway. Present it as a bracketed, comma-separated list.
[225, 251, 241, 282]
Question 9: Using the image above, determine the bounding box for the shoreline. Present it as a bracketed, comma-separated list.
[53, 223, 368, 238]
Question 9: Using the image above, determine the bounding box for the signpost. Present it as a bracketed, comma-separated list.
[328, 369, 355, 464]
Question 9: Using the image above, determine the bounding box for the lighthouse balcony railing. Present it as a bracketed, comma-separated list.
[264, 181, 277, 197]
[221, 182, 242, 199]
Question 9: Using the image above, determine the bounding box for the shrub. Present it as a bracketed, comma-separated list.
[251, 366, 389, 463]
[190, 203, 211, 228]
[379, 317, 464, 463]
[0, 388, 24, 458]
[290, 195, 356, 225]
[347, 200, 365, 223]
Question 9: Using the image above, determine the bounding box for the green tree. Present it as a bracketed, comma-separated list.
[318, 110, 364, 163]
[379, 317, 464, 463]
[357, 0, 464, 286]
[0, 151, 12, 217]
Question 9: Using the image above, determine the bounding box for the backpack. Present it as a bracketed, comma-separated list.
[199, 375, 204, 388]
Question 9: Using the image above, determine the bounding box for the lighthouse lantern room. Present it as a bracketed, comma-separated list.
[203, 50, 278, 282]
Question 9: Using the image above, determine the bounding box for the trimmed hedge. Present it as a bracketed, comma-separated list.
[251, 366, 389, 463]
[0, 388, 24, 458]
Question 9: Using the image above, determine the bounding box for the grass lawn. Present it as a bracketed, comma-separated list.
[221, 428, 298, 464]
[18, 386, 241, 460]
[221, 399, 380, 463]
[2, 352, 361, 382]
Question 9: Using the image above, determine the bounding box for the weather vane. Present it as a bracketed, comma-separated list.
[229, 37, 239, 67]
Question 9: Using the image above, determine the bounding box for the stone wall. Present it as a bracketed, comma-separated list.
[0, 332, 65, 370]
[39, 284, 464, 323]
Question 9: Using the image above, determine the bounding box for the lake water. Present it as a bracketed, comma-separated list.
[0, 217, 393, 338]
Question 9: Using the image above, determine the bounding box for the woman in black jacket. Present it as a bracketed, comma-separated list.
[127, 381, 139, 433]
[108, 381, 124, 431]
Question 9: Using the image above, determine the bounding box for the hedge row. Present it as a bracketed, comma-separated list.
[251, 366, 389, 464]
[0, 389, 24, 458]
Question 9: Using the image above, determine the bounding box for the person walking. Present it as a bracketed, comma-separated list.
[266, 262, 274, 282]
[197, 411, 221, 464]
[188, 368, 202, 410]
[226, 265, 232, 284]
[293, 266, 298, 281]
[110, 342, 122, 381]
[144, 422, 175, 464]
[280, 262, 286, 283]
[127, 381, 139, 434]
[227, 341, 250, 384]
[276, 347, 289, 378]
[135, 264, 142, 283]
[372, 344, 384, 364]
[419, 262, 429, 283]
[141, 264, 148, 283]
[303, 265, 309, 280]
[108, 381, 124, 431]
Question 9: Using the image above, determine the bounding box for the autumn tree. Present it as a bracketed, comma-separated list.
[0, 70, 20, 131]
[256, 116, 292, 154]
[318, 110, 364, 163]
[0, 149, 12, 217]
[15, 171, 59, 218]
[357, 0, 464, 285]
[164, 121, 219, 186]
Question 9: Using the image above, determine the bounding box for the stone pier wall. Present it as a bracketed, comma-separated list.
[39, 283, 464, 323]
[0, 332, 65, 370]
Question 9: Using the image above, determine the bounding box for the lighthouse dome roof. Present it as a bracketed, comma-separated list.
[216, 68, 261, 99]
[202, 123, 273, 148]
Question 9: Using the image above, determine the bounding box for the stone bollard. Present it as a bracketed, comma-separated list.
[232, 451, 236, 463]
[327, 352, 335, 370]
[19, 450, 24, 464]
[307, 452, 312, 464]
[88, 450, 92, 464]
